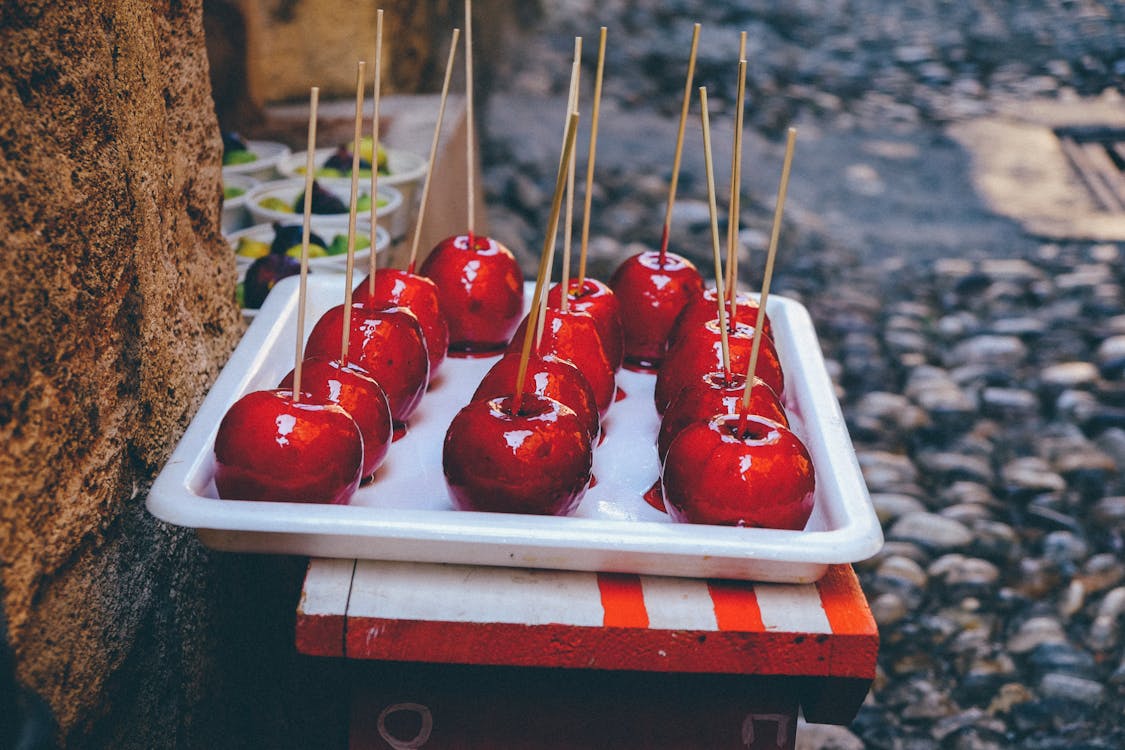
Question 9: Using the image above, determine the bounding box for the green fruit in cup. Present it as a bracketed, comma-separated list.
[259, 196, 294, 213]
[235, 237, 271, 259]
[223, 185, 246, 200]
[352, 194, 388, 213]
[223, 150, 258, 166]
[327, 234, 371, 256]
[285, 243, 328, 258]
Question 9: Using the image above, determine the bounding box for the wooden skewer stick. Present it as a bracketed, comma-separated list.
[699, 87, 731, 380]
[657, 22, 701, 265]
[293, 86, 321, 404]
[537, 51, 581, 347]
[576, 26, 606, 291]
[559, 37, 582, 314]
[739, 127, 796, 434]
[513, 111, 581, 415]
[406, 28, 461, 274]
[340, 60, 367, 365]
[367, 9, 384, 300]
[725, 32, 748, 310]
[465, 0, 476, 237]
[726, 56, 748, 331]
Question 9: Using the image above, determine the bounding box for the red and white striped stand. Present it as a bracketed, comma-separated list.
[297, 559, 878, 749]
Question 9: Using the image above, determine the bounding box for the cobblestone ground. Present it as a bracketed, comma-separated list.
[481, 2, 1125, 747]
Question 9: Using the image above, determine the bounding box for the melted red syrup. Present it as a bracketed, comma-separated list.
[446, 348, 505, 359]
[588, 474, 598, 489]
[597, 430, 607, 447]
[392, 422, 408, 442]
[623, 360, 660, 374]
[615, 386, 627, 402]
[643, 480, 667, 512]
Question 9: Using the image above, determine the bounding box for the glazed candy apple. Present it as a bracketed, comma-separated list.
[609, 250, 704, 369]
[354, 269, 449, 382]
[546, 279, 625, 372]
[662, 413, 815, 529]
[419, 233, 525, 353]
[442, 393, 593, 515]
[657, 372, 787, 460]
[279, 357, 393, 480]
[666, 288, 773, 352]
[654, 318, 785, 413]
[303, 303, 429, 426]
[472, 352, 601, 442]
[508, 307, 616, 417]
[213, 389, 363, 504]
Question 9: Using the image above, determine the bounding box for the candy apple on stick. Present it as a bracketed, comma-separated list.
[508, 304, 615, 418]
[506, 43, 615, 418]
[214, 87, 364, 504]
[658, 372, 785, 460]
[655, 85, 784, 414]
[657, 85, 785, 461]
[443, 112, 592, 515]
[419, 2, 524, 353]
[471, 351, 600, 443]
[303, 63, 429, 432]
[663, 127, 815, 530]
[354, 16, 450, 383]
[656, 316, 784, 413]
[609, 23, 704, 370]
[279, 67, 393, 480]
[279, 357, 392, 480]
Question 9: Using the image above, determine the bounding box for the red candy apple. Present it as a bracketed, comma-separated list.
[354, 269, 449, 382]
[666, 287, 772, 352]
[657, 372, 787, 460]
[608, 250, 704, 369]
[546, 278, 625, 372]
[508, 307, 616, 417]
[303, 303, 429, 426]
[655, 318, 785, 413]
[419, 233, 525, 353]
[662, 413, 815, 529]
[279, 357, 393, 479]
[472, 352, 601, 442]
[213, 389, 363, 504]
[442, 393, 593, 515]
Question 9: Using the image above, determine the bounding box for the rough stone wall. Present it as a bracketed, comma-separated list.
[0, 0, 303, 744]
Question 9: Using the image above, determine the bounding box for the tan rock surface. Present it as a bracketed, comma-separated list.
[0, 0, 241, 738]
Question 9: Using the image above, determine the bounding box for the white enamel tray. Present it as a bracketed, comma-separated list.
[148, 276, 882, 583]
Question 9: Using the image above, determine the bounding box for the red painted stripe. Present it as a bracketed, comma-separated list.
[597, 573, 649, 628]
[816, 565, 878, 636]
[707, 580, 765, 632]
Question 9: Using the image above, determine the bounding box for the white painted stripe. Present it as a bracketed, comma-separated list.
[755, 583, 832, 634]
[638, 576, 719, 630]
[300, 558, 356, 616]
[348, 560, 605, 626]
